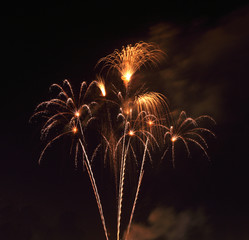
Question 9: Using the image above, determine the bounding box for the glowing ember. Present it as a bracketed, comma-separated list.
[96, 76, 106, 96]
[171, 136, 177, 142]
[72, 127, 77, 133]
[121, 72, 132, 83]
[128, 130, 134, 136]
[148, 120, 153, 126]
[75, 111, 80, 117]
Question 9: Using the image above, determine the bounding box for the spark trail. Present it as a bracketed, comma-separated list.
[97, 41, 164, 88]
[79, 139, 109, 240]
[161, 111, 216, 167]
[125, 137, 149, 240]
[31, 80, 109, 239]
[31, 41, 215, 240]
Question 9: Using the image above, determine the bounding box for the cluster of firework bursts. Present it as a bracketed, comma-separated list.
[31, 42, 215, 240]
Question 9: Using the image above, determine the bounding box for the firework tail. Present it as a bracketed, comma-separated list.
[125, 137, 149, 240]
[117, 122, 130, 240]
[38, 131, 72, 165]
[117, 121, 127, 240]
[79, 139, 109, 240]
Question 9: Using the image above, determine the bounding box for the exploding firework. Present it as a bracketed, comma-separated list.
[30, 79, 109, 240]
[95, 75, 107, 97]
[97, 41, 164, 88]
[30, 80, 97, 165]
[114, 112, 158, 240]
[99, 53, 169, 239]
[31, 41, 216, 240]
[161, 111, 216, 167]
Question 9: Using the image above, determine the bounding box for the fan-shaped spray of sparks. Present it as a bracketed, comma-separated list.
[114, 111, 159, 240]
[97, 41, 164, 88]
[161, 111, 216, 167]
[97, 43, 167, 240]
[30, 80, 97, 162]
[30, 80, 109, 240]
[95, 75, 106, 97]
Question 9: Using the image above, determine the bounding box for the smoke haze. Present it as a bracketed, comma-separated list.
[127, 206, 211, 240]
[148, 6, 249, 123]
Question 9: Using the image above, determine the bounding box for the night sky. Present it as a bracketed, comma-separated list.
[1, 1, 249, 240]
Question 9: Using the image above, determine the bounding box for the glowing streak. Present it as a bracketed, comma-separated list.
[135, 92, 169, 126]
[117, 137, 131, 240]
[117, 122, 129, 240]
[79, 139, 109, 240]
[96, 76, 106, 96]
[162, 111, 215, 167]
[38, 131, 72, 165]
[125, 137, 149, 240]
[99, 83, 106, 96]
[97, 42, 164, 88]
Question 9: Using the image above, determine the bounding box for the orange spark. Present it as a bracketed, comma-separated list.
[171, 136, 177, 142]
[128, 130, 134, 136]
[75, 111, 80, 117]
[135, 92, 168, 121]
[96, 76, 106, 96]
[72, 127, 77, 133]
[148, 120, 153, 126]
[121, 71, 132, 84]
[97, 42, 164, 88]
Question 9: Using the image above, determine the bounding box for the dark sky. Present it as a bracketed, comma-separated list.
[1, 1, 249, 240]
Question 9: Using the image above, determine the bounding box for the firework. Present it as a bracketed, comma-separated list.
[161, 111, 216, 167]
[31, 41, 216, 240]
[96, 42, 167, 240]
[100, 69, 168, 192]
[115, 111, 159, 240]
[125, 137, 149, 240]
[90, 75, 107, 97]
[30, 80, 94, 164]
[31, 79, 109, 240]
[97, 41, 164, 88]
[79, 139, 109, 240]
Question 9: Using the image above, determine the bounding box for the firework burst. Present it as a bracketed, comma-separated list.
[96, 42, 168, 240]
[97, 41, 164, 88]
[30, 79, 109, 240]
[31, 41, 216, 240]
[161, 111, 216, 167]
[115, 111, 158, 240]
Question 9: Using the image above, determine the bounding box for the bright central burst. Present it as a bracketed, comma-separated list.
[75, 111, 80, 117]
[171, 136, 177, 142]
[128, 130, 134, 136]
[121, 72, 132, 87]
[31, 41, 215, 240]
[97, 42, 164, 88]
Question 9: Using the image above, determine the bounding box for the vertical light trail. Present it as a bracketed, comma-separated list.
[125, 137, 149, 240]
[117, 123, 130, 240]
[79, 139, 109, 240]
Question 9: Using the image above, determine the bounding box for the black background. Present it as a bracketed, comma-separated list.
[1, 1, 249, 239]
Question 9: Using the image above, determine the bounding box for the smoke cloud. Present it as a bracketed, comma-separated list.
[148, 6, 249, 123]
[127, 206, 211, 240]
